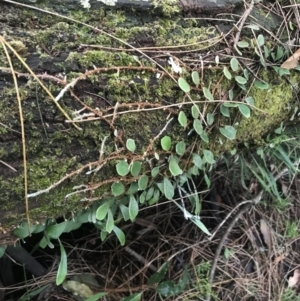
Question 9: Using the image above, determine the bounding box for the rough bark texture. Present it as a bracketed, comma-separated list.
[0, 0, 298, 244]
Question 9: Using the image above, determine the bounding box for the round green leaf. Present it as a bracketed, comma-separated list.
[178, 77, 190, 93]
[203, 149, 215, 164]
[193, 119, 203, 135]
[175, 141, 186, 156]
[235, 76, 247, 84]
[191, 71, 200, 85]
[111, 182, 125, 196]
[96, 201, 110, 220]
[126, 139, 136, 152]
[116, 160, 129, 177]
[223, 66, 232, 80]
[230, 57, 239, 71]
[257, 34, 265, 46]
[161, 136, 171, 151]
[178, 111, 187, 128]
[131, 161, 142, 177]
[238, 104, 251, 118]
[191, 105, 200, 119]
[129, 195, 139, 221]
[163, 177, 174, 200]
[219, 125, 236, 140]
[138, 174, 149, 190]
[203, 87, 214, 101]
[169, 156, 183, 176]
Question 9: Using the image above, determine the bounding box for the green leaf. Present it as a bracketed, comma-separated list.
[119, 204, 130, 221]
[200, 131, 209, 143]
[176, 141, 186, 155]
[13, 222, 37, 239]
[219, 125, 236, 140]
[235, 76, 247, 84]
[254, 81, 269, 89]
[229, 89, 234, 101]
[46, 222, 67, 239]
[243, 68, 249, 80]
[126, 139, 136, 152]
[203, 149, 215, 164]
[138, 174, 149, 190]
[0, 246, 6, 259]
[191, 71, 200, 85]
[238, 104, 251, 118]
[151, 167, 160, 177]
[131, 161, 142, 177]
[245, 96, 254, 106]
[220, 105, 230, 117]
[100, 230, 108, 241]
[237, 40, 249, 48]
[178, 111, 187, 128]
[244, 24, 259, 30]
[145, 187, 154, 201]
[121, 293, 142, 301]
[126, 182, 139, 195]
[85, 292, 107, 301]
[204, 173, 211, 188]
[193, 119, 203, 135]
[163, 177, 174, 200]
[63, 221, 82, 233]
[116, 160, 130, 176]
[96, 202, 110, 220]
[190, 218, 211, 236]
[206, 113, 214, 126]
[106, 209, 114, 233]
[161, 136, 171, 151]
[111, 182, 125, 196]
[230, 57, 239, 71]
[203, 87, 214, 101]
[56, 239, 67, 285]
[193, 154, 202, 169]
[257, 34, 265, 46]
[113, 226, 125, 246]
[178, 77, 190, 93]
[156, 281, 177, 297]
[191, 105, 199, 119]
[33, 223, 46, 234]
[148, 262, 168, 285]
[129, 195, 139, 221]
[223, 66, 232, 80]
[148, 189, 160, 205]
[169, 156, 183, 176]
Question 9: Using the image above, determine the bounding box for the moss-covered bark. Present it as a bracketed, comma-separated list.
[0, 0, 298, 243]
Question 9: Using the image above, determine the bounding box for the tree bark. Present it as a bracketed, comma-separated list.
[0, 0, 296, 244]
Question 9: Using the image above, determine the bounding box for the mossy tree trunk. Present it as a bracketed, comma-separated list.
[0, 0, 297, 244]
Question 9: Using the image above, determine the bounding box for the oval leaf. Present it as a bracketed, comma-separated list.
[191, 105, 200, 119]
[111, 182, 125, 196]
[169, 156, 183, 176]
[138, 174, 149, 190]
[178, 77, 190, 93]
[203, 149, 215, 164]
[235, 76, 247, 84]
[106, 209, 114, 233]
[96, 201, 110, 220]
[219, 125, 236, 140]
[175, 141, 186, 156]
[178, 111, 187, 128]
[131, 161, 142, 177]
[203, 87, 214, 101]
[129, 195, 139, 221]
[230, 57, 239, 71]
[238, 104, 251, 118]
[223, 66, 232, 80]
[161, 136, 171, 151]
[126, 139, 136, 152]
[113, 226, 125, 246]
[163, 177, 174, 200]
[191, 71, 200, 85]
[193, 119, 203, 135]
[116, 160, 129, 177]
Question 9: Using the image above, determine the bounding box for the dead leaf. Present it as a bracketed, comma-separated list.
[288, 269, 300, 287]
[260, 219, 272, 250]
[280, 48, 300, 69]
